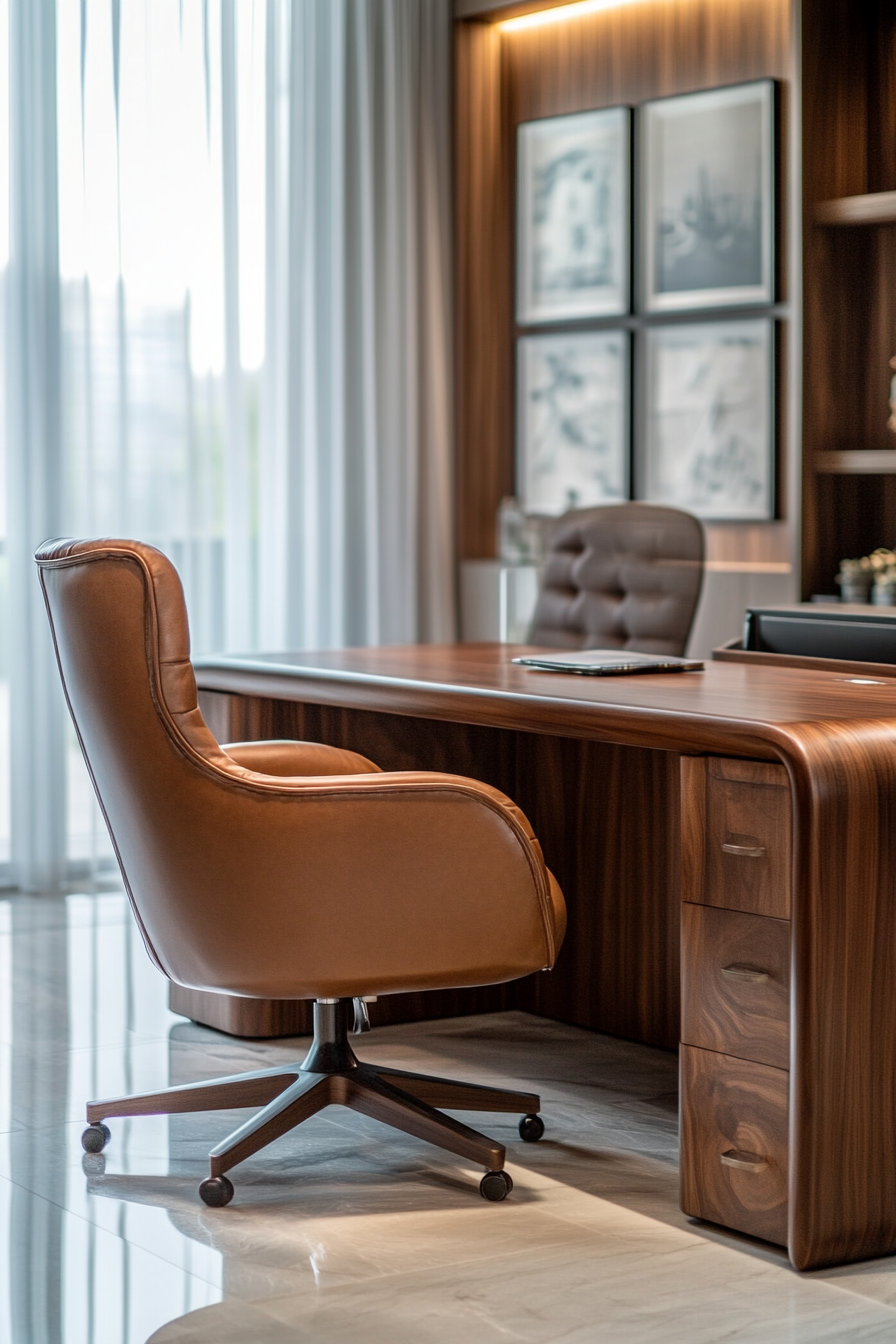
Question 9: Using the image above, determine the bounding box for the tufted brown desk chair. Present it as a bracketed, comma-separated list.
[35, 538, 566, 1207]
[529, 503, 705, 656]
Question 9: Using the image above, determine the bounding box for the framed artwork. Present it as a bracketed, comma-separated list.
[640, 80, 774, 312]
[517, 330, 629, 515]
[639, 319, 774, 521]
[516, 106, 630, 324]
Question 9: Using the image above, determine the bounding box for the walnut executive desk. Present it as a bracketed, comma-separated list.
[190, 643, 896, 1272]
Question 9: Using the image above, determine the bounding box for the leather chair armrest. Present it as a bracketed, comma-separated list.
[222, 739, 382, 777]
[146, 766, 566, 998]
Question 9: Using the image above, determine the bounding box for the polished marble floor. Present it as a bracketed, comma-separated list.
[4, 890, 896, 1342]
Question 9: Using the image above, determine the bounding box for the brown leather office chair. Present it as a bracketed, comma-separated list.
[529, 502, 705, 656]
[36, 538, 566, 1207]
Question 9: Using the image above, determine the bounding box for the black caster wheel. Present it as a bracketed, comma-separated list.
[519, 1113, 545, 1143]
[199, 1175, 234, 1208]
[81, 1123, 111, 1154]
[480, 1170, 513, 1202]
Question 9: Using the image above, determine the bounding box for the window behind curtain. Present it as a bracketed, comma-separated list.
[4, 0, 454, 885]
[55, 0, 266, 868]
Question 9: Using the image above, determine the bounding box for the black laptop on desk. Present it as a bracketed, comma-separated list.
[743, 604, 896, 664]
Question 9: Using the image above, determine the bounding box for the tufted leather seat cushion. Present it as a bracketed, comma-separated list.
[529, 503, 704, 656]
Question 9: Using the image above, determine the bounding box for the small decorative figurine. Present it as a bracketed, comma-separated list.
[496, 497, 546, 565]
[888, 356, 896, 434]
[836, 548, 896, 604]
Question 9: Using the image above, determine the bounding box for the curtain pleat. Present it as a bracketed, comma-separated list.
[262, 0, 455, 651]
[6, 0, 67, 891]
[258, 0, 288, 649]
[220, 0, 252, 650]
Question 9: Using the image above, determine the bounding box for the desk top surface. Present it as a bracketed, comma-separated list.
[194, 643, 896, 762]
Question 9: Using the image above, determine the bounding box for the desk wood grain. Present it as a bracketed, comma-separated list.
[194, 644, 896, 755]
[193, 645, 896, 1271]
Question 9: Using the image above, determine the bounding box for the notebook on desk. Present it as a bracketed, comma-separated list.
[512, 650, 704, 676]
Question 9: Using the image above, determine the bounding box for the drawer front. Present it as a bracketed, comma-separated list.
[680, 1044, 788, 1247]
[699, 757, 792, 918]
[681, 904, 790, 1069]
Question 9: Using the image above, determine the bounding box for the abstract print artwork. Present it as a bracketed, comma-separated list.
[517, 331, 629, 515]
[641, 320, 773, 520]
[640, 81, 774, 312]
[517, 107, 630, 324]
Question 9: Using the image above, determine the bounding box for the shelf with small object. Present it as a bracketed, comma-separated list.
[832, 548, 896, 606]
[814, 362, 896, 475]
[800, 0, 896, 598]
[819, 363, 896, 473]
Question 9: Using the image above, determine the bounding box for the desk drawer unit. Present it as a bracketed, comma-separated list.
[680, 756, 793, 1247]
[685, 756, 792, 919]
[681, 904, 790, 1070]
[680, 1045, 789, 1247]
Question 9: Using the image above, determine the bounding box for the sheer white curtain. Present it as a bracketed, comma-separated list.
[262, 0, 455, 649]
[3, 0, 455, 891]
[6, 0, 66, 891]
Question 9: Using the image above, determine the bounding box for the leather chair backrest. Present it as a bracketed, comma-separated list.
[35, 539, 558, 1000]
[529, 503, 704, 656]
[35, 540, 255, 976]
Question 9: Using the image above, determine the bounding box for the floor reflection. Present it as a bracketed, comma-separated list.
[6, 890, 896, 1344]
[0, 891, 222, 1344]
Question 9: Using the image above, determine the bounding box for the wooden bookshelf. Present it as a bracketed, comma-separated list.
[801, 0, 896, 591]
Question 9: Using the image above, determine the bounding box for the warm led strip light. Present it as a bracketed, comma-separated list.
[499, 0, 645, 32]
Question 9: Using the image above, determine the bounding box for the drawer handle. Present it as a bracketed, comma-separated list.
[721, 842, 767, 858]
[721, 1149, 770, 1172]
[721, 963, 770, 984]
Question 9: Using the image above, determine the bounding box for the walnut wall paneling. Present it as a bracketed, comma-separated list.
[501, 0, 790, 125]
[454, 0, 794, 563]
[454, 19, 513, 564]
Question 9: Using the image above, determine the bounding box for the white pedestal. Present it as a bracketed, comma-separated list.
[460, 561, 540, 643]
